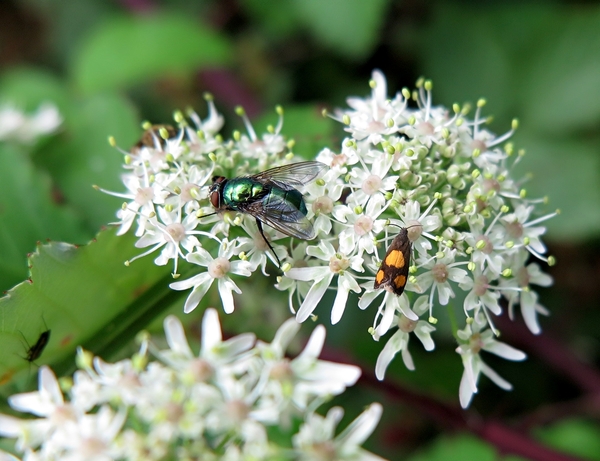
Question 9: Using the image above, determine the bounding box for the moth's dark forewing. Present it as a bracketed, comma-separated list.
[250, 161, 326, 190]
[374, 229, 412, 296]
[247, 195, 315, 240]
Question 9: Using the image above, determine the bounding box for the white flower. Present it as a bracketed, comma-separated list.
[456, 315, 526, 408]
[254, 318, 361, 421]
[345, 151, 398, 207]
[286, 241, 363, 324]
[52, 406, 125, 461]
[0, 103, 61, 143]
[293, 404, 385, 461]
[130, 207, 202, 275]
[336, 193, 387, 256]
[375, 296, 436, 377]
[342, 69, 408, 145]
[170, 239, 253, 313]
[415, 249, 468, 310]
[158, 309, 256, 380]
[499, 251, 553, 334]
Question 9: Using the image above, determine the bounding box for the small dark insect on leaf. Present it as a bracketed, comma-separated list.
[23, 329, 51, 363]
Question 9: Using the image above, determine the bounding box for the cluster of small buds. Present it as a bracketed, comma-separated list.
[0, 309, 383, 460]
[98, 70, 556, 407]
[0, 103, 62, 143]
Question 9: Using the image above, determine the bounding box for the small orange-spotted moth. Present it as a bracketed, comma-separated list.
[374, 226, 418, 296]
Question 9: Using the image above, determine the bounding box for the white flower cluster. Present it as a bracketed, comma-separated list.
[0, 103, 62, 143]
[0, 309, 383, 460]
[99, 71, 556, 407]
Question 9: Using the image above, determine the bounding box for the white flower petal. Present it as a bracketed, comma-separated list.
[483, 340, 526, 361]
[401, 346, 415, 371]
[336, 402, 382, 447]
[297, 325, 326, 360]
[375, 330, 405, 380]
[164, 315, 194, 357]
[480, 362, 513, 390]
[201, 308, 223, 351]
[296, 274, 334, 323]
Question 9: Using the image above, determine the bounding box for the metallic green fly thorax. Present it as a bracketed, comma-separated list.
[222, 178, 268, 210]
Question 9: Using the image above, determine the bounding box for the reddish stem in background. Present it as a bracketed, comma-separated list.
[361, 372, 588, 461]
[118, 0, 156, 13]
[495, 315, 600, 394]
[199, 69, 263, 119]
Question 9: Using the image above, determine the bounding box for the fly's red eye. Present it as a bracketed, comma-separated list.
[210, 190, 220, 208]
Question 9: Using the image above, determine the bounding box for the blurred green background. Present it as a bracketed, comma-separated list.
[1, 1, 600, 460]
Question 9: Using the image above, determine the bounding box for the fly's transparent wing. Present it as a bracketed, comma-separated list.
[246, 195, 315, 240]
[250, 161, 326, 191]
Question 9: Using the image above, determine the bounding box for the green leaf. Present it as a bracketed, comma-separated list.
[521, 7, 600, 134]
[535, 419, 600, 460]
[291, 0, 390, 59]
[0, 144, 89, 293]
[255, 104, 337, 160]
[418, 4, 514, 119]
[514, 133, 600, 240]
[71, 13, 234, 94]
[241, 0, 300, 39]
[0, 68, 70, 114]
[35, 93, 141, 231]
[407, 433, 496, 461]
[0, 228, 173, 397]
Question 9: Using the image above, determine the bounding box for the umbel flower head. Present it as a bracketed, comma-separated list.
[100, 71, 556, 407]
[0, 309, 383, 460]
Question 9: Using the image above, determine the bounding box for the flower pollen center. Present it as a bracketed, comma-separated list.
[180, 183, 198, 203]
[312, 196, 334, 215]
[399, 315, 417, 333]
[473, 275, 489, 297]
[354, 215, 373, 236]
[417, 121, 434, 135]
[189, 358, 214, 381]
[361, 174, 382, 195]
[270, 359, 293, 381]
[329, 255, 350, 273]
[432, 263, 449, 283]
[469, 333, 483, 354]
[477, 235, 494, 254]
[226, 399, 250, 424]
[505, 220, 524, 239]
[135, 187, 154, 205]
[471, 139, 487, 152]
[517, 266, 530, 287]
[208, 257, 230, 278]
[331, 153, 348, 167]
[165, 223, 186, 243]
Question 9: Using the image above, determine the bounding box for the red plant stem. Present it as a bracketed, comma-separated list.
[495, 315, 600, 394]
[361, 372, 587, 461]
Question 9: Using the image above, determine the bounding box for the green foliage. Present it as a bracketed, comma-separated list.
[407, 433, 496, 461]
[0, 229, 172, 400]
[71, 13, 234, 93]
[291, 0, 390, 59]
[255, 104, 337, 159]
[419, 2, 600, 240]
[0, 68, 141, 289]
[0, 144, 88, 292]
[535, 419, 600, 460]
[36, 93, 140, 231]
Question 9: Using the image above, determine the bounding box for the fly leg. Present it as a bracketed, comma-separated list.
[255, 219, 282, 268]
